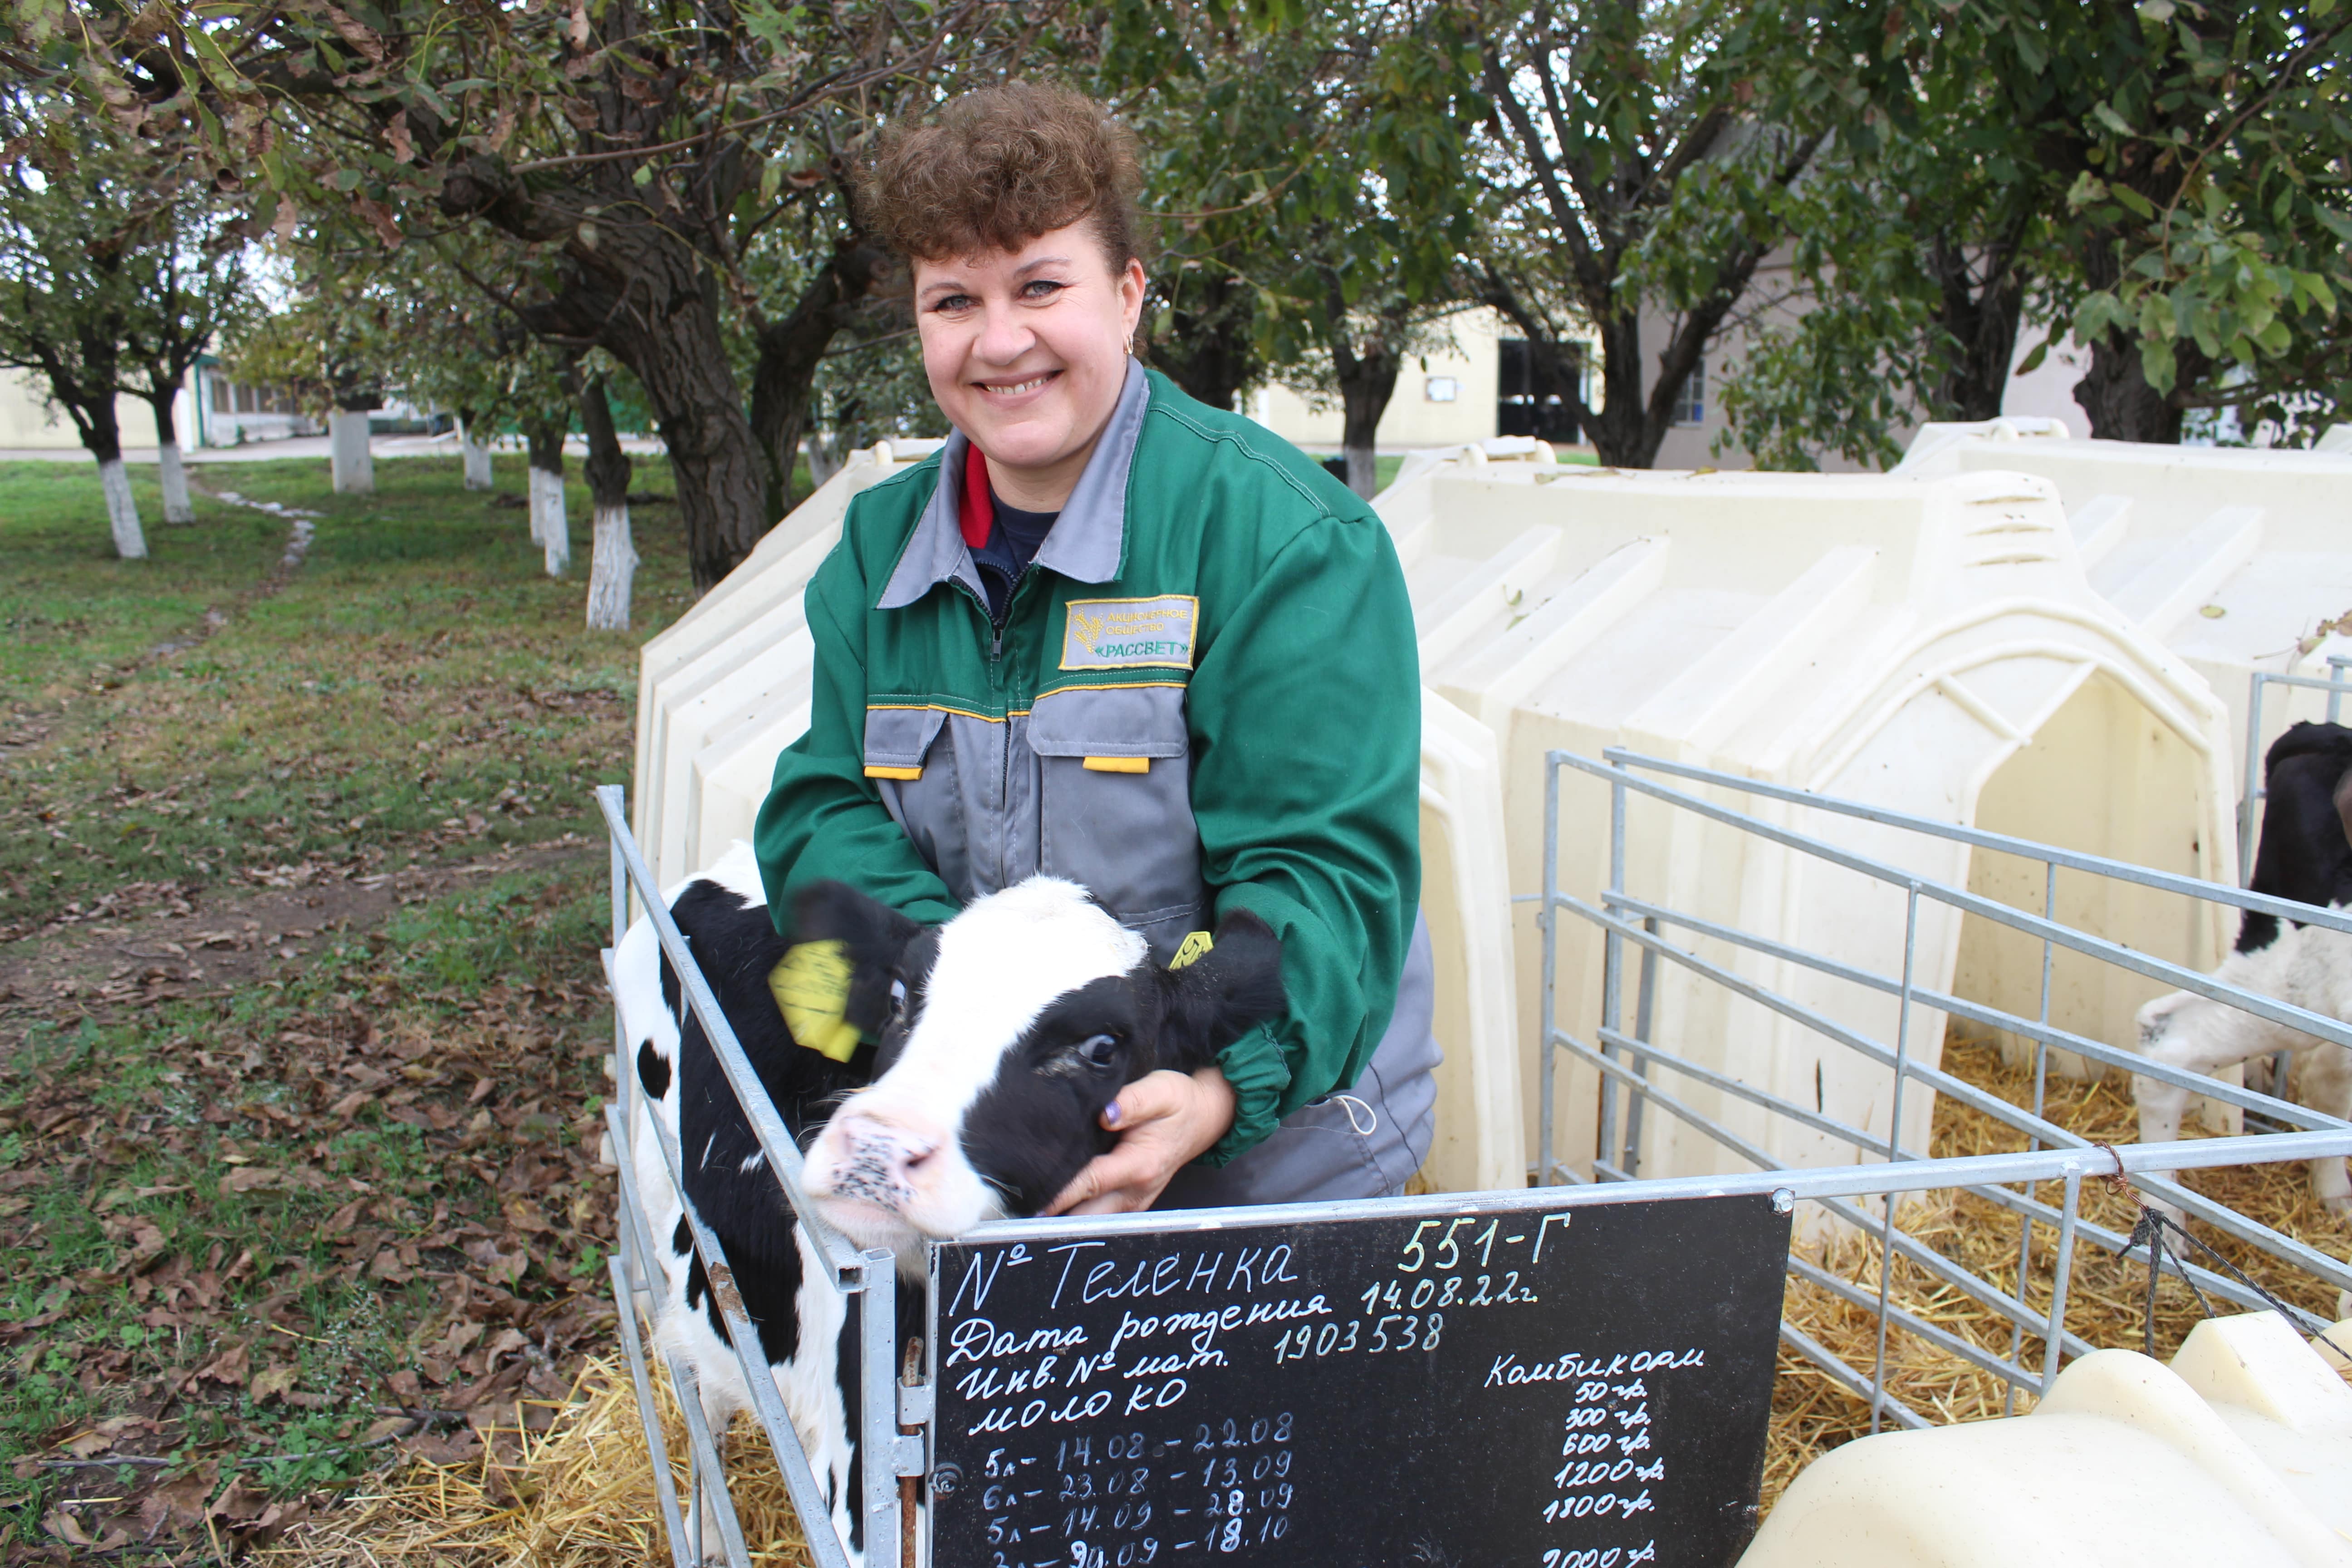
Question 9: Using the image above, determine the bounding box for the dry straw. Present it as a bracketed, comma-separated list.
[269, 1032, 2348, 1559]
[1766, 1031, 2352, 1508]
[261, 1354, 815, 1567]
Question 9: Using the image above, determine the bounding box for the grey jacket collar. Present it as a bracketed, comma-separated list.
[877, 358, 1149, 611]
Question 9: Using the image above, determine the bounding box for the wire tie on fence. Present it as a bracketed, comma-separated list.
[2120, 1197, 2352, 1369]
[2095, 1141, 2352, 1364]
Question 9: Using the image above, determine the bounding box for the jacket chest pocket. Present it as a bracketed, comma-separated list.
[862, 706, 975, 902]
[1028, 684, 1205, 957]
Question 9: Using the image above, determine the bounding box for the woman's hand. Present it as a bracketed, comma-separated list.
[1046, 1067, 1236, 1216]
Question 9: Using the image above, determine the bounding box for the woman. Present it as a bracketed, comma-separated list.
[753, 81, 1437, 1215]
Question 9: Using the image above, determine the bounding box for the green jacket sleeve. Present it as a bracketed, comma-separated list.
[753, 536, 961, 931]
[1187, 515, 1421, 1164]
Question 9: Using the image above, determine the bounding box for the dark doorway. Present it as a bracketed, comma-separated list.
[1497, 339, 1583, 443]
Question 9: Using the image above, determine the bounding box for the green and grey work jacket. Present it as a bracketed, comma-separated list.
[753, 363, 1422, 1162]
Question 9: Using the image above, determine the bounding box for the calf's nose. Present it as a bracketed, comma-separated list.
[813, 1103, 942, 1205]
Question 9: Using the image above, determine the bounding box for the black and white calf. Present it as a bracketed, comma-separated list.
[613, 843, 1285, 1563]
[2130, 723, 2352, 1222]
[2233, 722, 2352, 957]
[2131, 908, 2352, 1219]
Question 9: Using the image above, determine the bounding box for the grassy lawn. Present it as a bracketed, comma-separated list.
[0, 453, 692, 1559]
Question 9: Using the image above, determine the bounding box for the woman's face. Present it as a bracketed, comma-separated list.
[912, 221, 1147, 512]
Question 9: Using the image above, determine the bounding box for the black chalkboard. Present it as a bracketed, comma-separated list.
[926, 1193, 1791, 1568]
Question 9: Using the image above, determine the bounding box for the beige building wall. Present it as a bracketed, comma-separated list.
[1643, 245, 2096, 472]
[0, 369, 189, 451]
[1254, 307, 1512, 448]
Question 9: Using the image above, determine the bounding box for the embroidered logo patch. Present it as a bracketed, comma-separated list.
[1060, 594, 1199, 671]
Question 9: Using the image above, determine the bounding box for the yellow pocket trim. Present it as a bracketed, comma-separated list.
[863, 764, 923, 781]
[1081, 755, 1151, 774]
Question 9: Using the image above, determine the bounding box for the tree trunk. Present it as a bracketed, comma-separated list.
[457, 411, 495, 490]
[74, 391, 147, 558]
[750, 240, 889, 526]
[1315, 273, 1406, 499]
[441, 155, 776, 593]
[1335, 351, 1399, 498]
[147, 382, 196, 524]
[1146, 270, 1261, 412]
[577, 376, 637, 631]
[524, 420, 569, 576]
[2073, 332, 2205, 443]
[806, 431, 845, 486]
[98, 456, 147, 560]
[329, 409, 374, 494]
[1924, 230, 2031, 425]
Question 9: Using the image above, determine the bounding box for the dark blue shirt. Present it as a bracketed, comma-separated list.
[972, 500, 1059, 623]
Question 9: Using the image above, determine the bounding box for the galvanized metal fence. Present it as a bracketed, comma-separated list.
[1538, 747, 2352, 1432]
[596, 785, 919, 1568]
[595, 738, 2352, 1565]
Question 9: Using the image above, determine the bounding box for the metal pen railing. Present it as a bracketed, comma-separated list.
[598, 733, 2352, 1561]
[1536, 747, 2352, 1432]
[597, 786, 919, 1568]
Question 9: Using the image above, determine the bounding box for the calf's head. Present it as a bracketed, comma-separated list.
[794, 877, 1284, 1255]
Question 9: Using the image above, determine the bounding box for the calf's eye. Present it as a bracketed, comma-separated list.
[1080, 1033, 1118, 1068]
[887, 978, 909, 1020]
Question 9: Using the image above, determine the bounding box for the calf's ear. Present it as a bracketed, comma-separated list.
[1157, 909, 1287, 1070]
[789, 881, 926, 1035]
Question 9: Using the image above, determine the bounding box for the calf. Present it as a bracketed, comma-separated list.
[2131, 909, 2352, 1222]
[2129, 723, 2352, 1220]
[613, 843, 1285, 1564]
[2235, 721, 2352, 957]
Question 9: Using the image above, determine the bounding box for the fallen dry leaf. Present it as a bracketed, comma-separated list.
[197, 1343, 250, 1386]
[250, 1363, 301, 1403]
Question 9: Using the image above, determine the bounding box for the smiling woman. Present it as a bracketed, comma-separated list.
[752, 82, 1440, 1224]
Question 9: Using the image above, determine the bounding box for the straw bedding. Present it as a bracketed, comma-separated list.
[1764, 1029, 2352, 1509]
[258, 1356, 815, 1567]
[265, 1030, 2348, 1561]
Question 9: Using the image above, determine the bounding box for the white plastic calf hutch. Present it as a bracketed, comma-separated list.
[1376, 458, 2242, 1184]
[629, 440, 1528, 1195]
[632, 439, 942, 890]
[1894, 418, 2352, 871]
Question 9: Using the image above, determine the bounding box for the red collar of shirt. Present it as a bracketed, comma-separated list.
[960, 441, 994, 549]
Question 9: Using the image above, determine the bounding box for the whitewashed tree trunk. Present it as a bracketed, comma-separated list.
[99, 458, 148, 559]
[460, 422, 495, 490]
[530, 465, 571, 575]
[157, 440, 196, 524]
[329, 410, 374, 494]
[586, 500, 637, 630]
[806, 432, 844, 486]
[524, 466, 548, 547]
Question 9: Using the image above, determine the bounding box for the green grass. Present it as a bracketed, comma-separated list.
[0, 452, 691, 1553]
[0, 453, 693, 939]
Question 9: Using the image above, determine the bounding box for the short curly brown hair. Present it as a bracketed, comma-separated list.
[859, 81, 1148, 269]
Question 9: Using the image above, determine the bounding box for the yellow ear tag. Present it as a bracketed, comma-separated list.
[1168, 930, 1215, 970]
[768, 940, 863, 1063]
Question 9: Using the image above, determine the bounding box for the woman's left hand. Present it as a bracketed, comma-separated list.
[1046, 1067, 1236, 1215]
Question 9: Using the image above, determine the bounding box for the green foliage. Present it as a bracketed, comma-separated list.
[1470, 0, 1833, 467]
[1718, 0, 2352, 457]
[1103, 2, 1482, 426]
